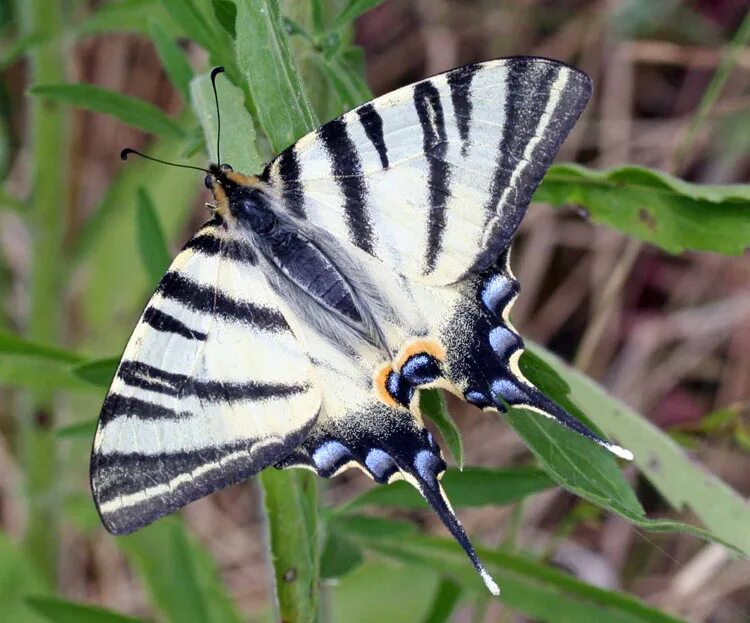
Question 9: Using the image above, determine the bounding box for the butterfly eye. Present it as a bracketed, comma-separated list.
[204, 174, 213, 190]
[220, 163, 233, 173]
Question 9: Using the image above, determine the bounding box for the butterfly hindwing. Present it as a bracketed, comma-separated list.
[90, 220, 321, 534]
[261, 57, 592, 285]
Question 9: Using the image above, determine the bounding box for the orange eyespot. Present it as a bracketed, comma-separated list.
[373, 363, 399, 409]
[394, 338, 445, 370]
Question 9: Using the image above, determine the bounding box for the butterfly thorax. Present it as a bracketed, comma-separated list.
[207, 163, 370, 338]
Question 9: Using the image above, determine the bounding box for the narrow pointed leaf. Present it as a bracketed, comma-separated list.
[340, 467, 554, 512]
[420, 389, 464, 468]
[29, 84, 184, 138]
[339, 518, 688, 623]
[27, 597, 142, 623]
[148, 21, 194, 101]
[136, 188, 171, 286]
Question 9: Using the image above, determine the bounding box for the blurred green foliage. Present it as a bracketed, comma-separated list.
[0, 1, 748, 622]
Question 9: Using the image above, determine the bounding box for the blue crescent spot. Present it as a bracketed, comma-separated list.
[365, 448, 395, 479]
[414, 449, 440, 482]
[312, 440, 350, 472]
[488, 326, 521, 360]
[491, 378, 529, 405]
[480, 273, 514, 315]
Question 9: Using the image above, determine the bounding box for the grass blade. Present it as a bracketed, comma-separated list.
[339, 467, 554, 512]
[117, 519, 243, 623]
[29, 84, 184, 138]
[27, 597, 142, 623]
[419, 389, 463, 468]
[136, 188, 171, 286]
[148, 20, 194, 102]
[339, 517, 688, 622]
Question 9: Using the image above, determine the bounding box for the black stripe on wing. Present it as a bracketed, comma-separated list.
[413, 80, 451, 274]
[446, 63, 480, 157]
[472, 60, 591, 272]
[116, 360, 310, 402]
[318, 117, 376, 255]
[184, 231, 258, 266]
[157, 271, 287, 330]
[484, 61, 559, 217]
[143, 306, 207, 341]
[277, 148, 306, 218]
[92, 420, 314, 535]
[99, 393, 188, 426]
[356, 103, 389, 169]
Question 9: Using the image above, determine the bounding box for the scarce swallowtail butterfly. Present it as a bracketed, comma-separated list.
[90, 57, 633, 595]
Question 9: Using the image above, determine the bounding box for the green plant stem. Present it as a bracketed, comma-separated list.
[16, 0, 67, 583]
[260, 469, 321, 623]
[231, 1, 323, 619]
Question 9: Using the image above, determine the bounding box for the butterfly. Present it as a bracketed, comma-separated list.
[90, 56, 632, 595]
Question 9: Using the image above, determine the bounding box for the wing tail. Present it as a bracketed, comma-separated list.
[438, 249, 633, 461]
[399, 450, 500, 595]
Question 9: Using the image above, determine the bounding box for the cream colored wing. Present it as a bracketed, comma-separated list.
[260, 57, 591, 285]
[90, 220, 321, 534]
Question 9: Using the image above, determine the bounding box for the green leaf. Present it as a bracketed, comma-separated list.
[420, 389, 463, 468]
[0, 30, 49, 70]
[29, 84, 184, 139]
[211, 0, 237, 38]
[72, 357, 118, 388]
[0, 332, 92, 391]
[339, 518, 688, 623]
[328, 558, 439, 623]
[74, 0, 175, 37]
[511, 350, 741, 551]
[117, 518, 243, 623]
[136, 188, 171, 286]
[235, 0, 318, 153]
[158, 0, 219, 55]
[0, 534, 49, 623]
[503, 408, 644, 516]
[26, 597, 142, 623]
[0, 330, 82, 363]
[0, 356, 93, 391]
[536, 164, 750, 256]
[333, 0, 384, 30]
[148, 20, 194, 102]
[56, 418, 97, 439]
[190, 72, 262, 172]
[340, 467, 554, 512]
[421, 578, 462, 623]
[320, 531, 363, 579]
[527, 343, 750, 556]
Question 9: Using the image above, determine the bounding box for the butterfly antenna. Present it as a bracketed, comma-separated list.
[120, 148, 209, 173]
[210, 66, 225, 165]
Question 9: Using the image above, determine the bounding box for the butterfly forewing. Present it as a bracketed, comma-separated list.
[90, 220, 321, 534]
[261, 57, 592, 284]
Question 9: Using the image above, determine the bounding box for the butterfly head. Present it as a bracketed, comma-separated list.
[205, 163, 276, 232]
